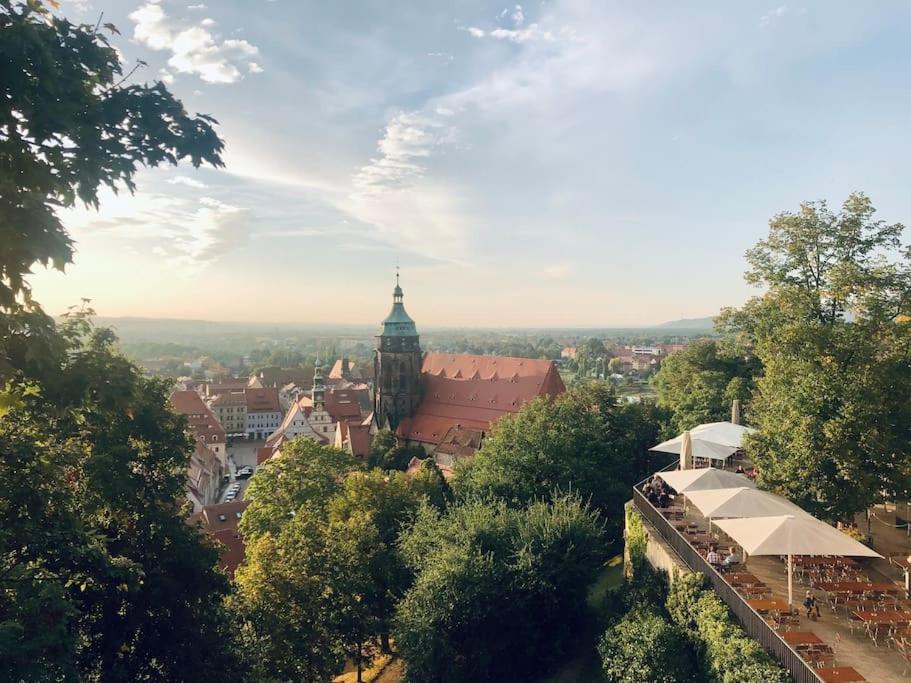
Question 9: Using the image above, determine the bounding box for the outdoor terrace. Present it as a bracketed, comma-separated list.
[635, 474, 911, 683]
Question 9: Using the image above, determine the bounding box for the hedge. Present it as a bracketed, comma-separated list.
[666, 572, 789, 683]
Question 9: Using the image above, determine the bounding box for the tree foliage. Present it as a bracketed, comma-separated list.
[394, 496, 605, 683]
[0, 0, 223, 312]
[651, 339, 758, 433]
[0, 322, 241, 681]
[453, 382, 662, 544]
[598, 607, 694, 683]
[728, 194, 911, 519]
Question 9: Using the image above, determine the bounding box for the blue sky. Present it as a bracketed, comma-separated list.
[31, 0, 911, 326]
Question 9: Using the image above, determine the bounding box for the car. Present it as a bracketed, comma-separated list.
[236, 467, 254, 479]
[229, 484, 240, 492]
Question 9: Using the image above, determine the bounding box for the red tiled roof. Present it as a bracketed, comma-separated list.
[210, 391, 246, 407]
[245, 387, 280, 413]
[256, 446, 274, 465]
[399, 353, 565, 446]
[346, 423, 372, 458]
[326, 388, 366, 421]
[191, 500, 250, 578]
[169, 390, 225, 444]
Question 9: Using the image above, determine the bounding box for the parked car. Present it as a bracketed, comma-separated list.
[236, 467, 254, 479]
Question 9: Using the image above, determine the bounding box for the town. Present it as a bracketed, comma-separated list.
[4, 2, 911, 683]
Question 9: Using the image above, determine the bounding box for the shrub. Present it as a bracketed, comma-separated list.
[666, 573, 788, 683]
[598, 607, 695, 683]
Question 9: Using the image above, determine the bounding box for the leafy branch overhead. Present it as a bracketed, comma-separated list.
[0, 0, 224, 308]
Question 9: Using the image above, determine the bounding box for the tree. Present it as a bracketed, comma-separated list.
[651, 339, 758, 433]
[598, 608, 694, 683]
[394, 496, 605, 683]
[1, 4, 233, 677]
[0, 0, 222, 314]
[1, 322, 242, 681]
[367, 428, 425, 471]
[239, 438, 360, 539]
[730, 194, 911, 520]
[453, 382, 654, 544]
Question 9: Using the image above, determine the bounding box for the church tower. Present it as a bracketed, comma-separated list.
[374, 272, 423, 431]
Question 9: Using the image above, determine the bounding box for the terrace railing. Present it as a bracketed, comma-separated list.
[632, 478, 824, 683]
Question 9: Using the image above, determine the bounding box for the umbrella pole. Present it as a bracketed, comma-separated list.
[787, 554, 793, 607]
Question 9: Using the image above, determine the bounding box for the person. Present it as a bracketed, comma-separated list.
[803, 590, 820, 620]
[706, 545, 721, 566]
[735, 465, 745, 475]
[722, 546, 740, 568]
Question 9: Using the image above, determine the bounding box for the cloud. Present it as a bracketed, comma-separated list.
[168, 175, 207, 189]
[538, 262, 573, 279]
[187, 3, 206, 9]
[248, 62, 264, 74]
[129, 3, 261, 84]
[465, 23, 557, 43]
[759, 5, 791, 28]
[351, 111, 454, 199]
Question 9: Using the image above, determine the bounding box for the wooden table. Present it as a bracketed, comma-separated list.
[725, 572, 763, 586]
[781, 631, 824, 647]
[747, 598, 791, 613]
[814, 581, 902, 594]
[852, 610, 910, 624]
[795, 556, 858, 568]
[814, 667, 865, 682]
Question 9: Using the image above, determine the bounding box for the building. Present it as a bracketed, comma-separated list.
[244, 387, 282, 440]
[168, 391, 227, 511]
[168, 390, 226, 466]
[561, 346, 578, 360]
[373, 276, 565, 460]
[334, 415, 374, 458]
[189, 500, 249, 578]
[208, 391, 247, 437]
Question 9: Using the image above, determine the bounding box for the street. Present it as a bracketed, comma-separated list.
[218, 438, 266, 503]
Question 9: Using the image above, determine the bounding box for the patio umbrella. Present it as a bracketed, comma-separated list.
[650, 422, 754, 464]
[680, 431, 693, 470]
[657, 467, 756, 494]
[685, 487, 810, 522]
[713, 514, 882, 605]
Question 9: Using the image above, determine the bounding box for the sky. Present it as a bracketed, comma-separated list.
[30, 0, 911, 327]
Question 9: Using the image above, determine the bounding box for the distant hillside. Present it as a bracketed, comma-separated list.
[655, 316, 715, 330]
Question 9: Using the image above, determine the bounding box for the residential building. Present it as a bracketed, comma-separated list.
[168, 390, 226, 466]
[208, 391, 247, 437]
[561, 346, 578, 360]
[168, 390, 227, 511]
[244, 387, 282, 440]
[189, 500, 249, 578]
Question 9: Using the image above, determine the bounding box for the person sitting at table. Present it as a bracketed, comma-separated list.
[722, 546, 741, 568]
[706, 545, 721, 566]
[657, 491, 670, 508]
[735, 464, 745, 475]
[803, 590, 821, 620]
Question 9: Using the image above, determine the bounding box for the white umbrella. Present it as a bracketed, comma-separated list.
[713, 514, 882, 605]
[657, 468, 756, 494]
[680, 431, 693, 470]
[685, 487, 810, 521]
[651, 422, 757, 465]
[650, 435, 738, 463]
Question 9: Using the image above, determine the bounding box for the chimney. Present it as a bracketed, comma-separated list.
[731, 399, 741, 425]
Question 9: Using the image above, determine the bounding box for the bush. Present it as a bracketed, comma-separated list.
[666, 573, 788, 683]
[598, 607, 695, 683]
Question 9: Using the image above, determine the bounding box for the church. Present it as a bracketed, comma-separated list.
[373, 275, 566, 466]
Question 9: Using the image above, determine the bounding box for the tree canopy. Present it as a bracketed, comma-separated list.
[727, 193, 911, 519]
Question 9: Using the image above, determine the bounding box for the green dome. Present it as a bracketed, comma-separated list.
[380, 276, 418, 337]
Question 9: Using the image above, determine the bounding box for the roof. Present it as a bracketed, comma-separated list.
[379, 282, 418, 337]
[169, 390, 225, 444]
[328, 358, 374, 381]
[256, 446, 274, 465]
[190, 500, 251, 577]
[346, 423, 372, 457]
[325, 388, 366, 421]
[255, 366, 315, 389]
[398, 352, 566, 446]
[210, 391, 246, 407]
[406, 456, 454, 480]
[435, 424, 484, 457]
[245, 387, 281, 413]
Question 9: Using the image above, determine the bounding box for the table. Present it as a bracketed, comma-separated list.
[814, 667, 865, 682]
[814, 581, 902, 594]
[725, 572, 763, 586]
[781, 631, 823, 647]
[852, 610, 910, 624]
[747, 598, 791, 613]
[794, 557, 858, 568]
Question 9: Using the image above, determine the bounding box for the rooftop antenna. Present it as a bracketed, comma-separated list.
[396, 263, 400, 287]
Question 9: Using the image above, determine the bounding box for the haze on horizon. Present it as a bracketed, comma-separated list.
[29, 0, 911, 327]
